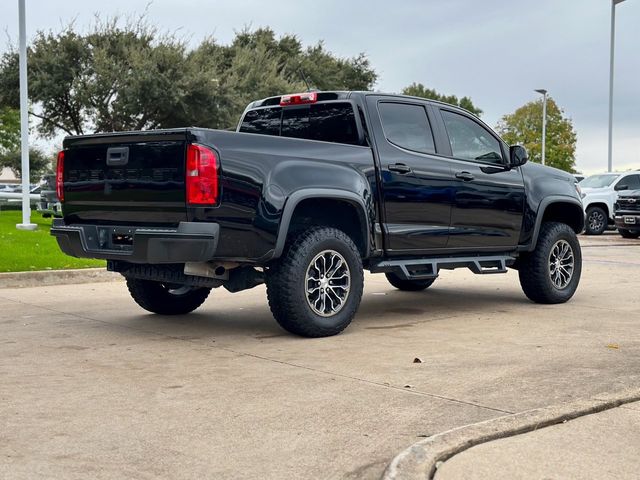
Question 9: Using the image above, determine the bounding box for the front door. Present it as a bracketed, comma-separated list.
[435, 108, 525, 249]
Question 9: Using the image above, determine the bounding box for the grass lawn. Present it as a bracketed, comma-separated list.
[0, 209, 105, 272]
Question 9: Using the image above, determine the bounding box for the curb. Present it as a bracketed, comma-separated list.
[0, 268, 121, 289]
[381, 388, 640, 480]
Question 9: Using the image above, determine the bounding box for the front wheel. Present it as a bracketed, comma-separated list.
[584, 206, 607, 235]
[618, 228, 640, 239]
[266, 227, 364, 338]
[518, 222, 582, 304]
[126, 278, 211, 315]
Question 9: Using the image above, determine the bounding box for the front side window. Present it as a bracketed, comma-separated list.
[441, 110, 503, 164]
[615, 174, 640, 191]
[378, 102, 436, 154]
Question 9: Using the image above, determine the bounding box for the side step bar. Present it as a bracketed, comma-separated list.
[370, 254, 516, 280]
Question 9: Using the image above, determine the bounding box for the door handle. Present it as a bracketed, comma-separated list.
[455, 171, 475, 181]
[106, 147, 129, 166]
[388, 163, 412, 174]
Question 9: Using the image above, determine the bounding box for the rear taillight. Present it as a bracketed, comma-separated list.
[280, 92, 318, 106]
[56, 150, 65, 202]
[186, 144, 219, 205]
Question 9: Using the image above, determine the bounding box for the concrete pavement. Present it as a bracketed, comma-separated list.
[435, 401, 640, 480]
[1, 232, 639, 479]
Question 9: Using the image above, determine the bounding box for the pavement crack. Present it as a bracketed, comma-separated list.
[210, 347, 515, 415]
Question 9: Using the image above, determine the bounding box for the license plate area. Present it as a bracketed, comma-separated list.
[96, 226, 135, 251]
[624, 216, 636, 225]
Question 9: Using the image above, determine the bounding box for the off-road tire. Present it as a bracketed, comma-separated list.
[518, 222, 581, 304]
[126, 278, 211, 315]
[584, 206, 607, 235]
[618, 228, 640, 239]
[266, 227, 364, 338]
[385, 272, 436, 291]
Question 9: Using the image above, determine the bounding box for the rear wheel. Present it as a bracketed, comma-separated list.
[584, 206, 607, 235]
[385, 272, 436, 291]
[518, 222, 581, 304]
[618, 228, 640, 239]
[266, 227, 364, 338]
[126, 278, 211, 315]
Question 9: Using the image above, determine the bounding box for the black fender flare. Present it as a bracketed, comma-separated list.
[272, 188, 372, 259]
[522, 195, 584, 252]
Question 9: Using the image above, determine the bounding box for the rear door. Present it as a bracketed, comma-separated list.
[434, 107, 525, 249]
[63, 131, 188, 226]
[366, 96, 453, 253]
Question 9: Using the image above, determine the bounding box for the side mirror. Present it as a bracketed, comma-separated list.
[615, 184, 629, 191]
[509, 145, 528, 168]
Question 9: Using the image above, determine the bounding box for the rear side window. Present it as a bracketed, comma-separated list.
[239, 103, 360, 146]
[378, 102, 435, 154]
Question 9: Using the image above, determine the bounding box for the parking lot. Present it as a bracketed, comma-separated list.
[2, 233, 639, 480]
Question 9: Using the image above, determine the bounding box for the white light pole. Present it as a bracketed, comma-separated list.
[16, 0, 36, 230]
[535, 89, 548, 166]
[608, 0, 626, 173]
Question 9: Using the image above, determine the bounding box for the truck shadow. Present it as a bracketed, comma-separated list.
[121, 285, 531, 340]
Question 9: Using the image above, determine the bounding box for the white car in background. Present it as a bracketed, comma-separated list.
[580, 171, 640, 235]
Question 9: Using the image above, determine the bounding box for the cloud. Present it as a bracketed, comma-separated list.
[1, 0, 638, 173]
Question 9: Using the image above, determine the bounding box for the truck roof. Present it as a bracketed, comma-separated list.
[246, 91, 481, 119]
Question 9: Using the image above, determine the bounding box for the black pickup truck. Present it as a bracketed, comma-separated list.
[52, 91, 584, 337]
[615, 190, 640, 238]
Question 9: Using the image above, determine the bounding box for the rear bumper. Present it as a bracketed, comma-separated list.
[614, 214, 640, 231]
[51, 219, 219, 264]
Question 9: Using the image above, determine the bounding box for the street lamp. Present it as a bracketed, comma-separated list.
[608, 0, 627, 173]
[535, 89, 548, 166]
[16, 0, 36, 230]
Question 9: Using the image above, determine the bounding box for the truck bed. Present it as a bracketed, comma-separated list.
[58, 127, 376, 263]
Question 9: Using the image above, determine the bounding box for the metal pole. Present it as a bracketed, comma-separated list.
[534, 89, 548, 166]
[16, 0, 36, 230]
[608, 0, 616, 172]
[541, 92, 547, 166]
[608, 0, 626, 173]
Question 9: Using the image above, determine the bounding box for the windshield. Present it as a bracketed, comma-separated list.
[580, 174, 618, 188]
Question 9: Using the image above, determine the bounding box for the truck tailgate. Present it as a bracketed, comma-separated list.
[62, 131, 188, 226]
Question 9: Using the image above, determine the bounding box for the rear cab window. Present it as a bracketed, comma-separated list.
[239, 102, 361, 146]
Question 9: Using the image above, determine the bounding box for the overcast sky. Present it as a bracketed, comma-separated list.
[2, 0, 639, 174]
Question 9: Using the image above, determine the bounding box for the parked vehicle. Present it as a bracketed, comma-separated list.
[614, 189, 640, 239]
[0, 183, 21, 192]
[51, 91, 584, 337]
[36, 174, 62, 218]
[0, 185, 40, 207]
[580, 171, 640, 235]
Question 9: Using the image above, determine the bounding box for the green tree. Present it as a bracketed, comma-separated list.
[402, 82, 482, 116]
[496, 98, 577, 172]
[0, 22, 378, 137]
[0, 147, 52, 179]
[0, 107, 20, 153]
